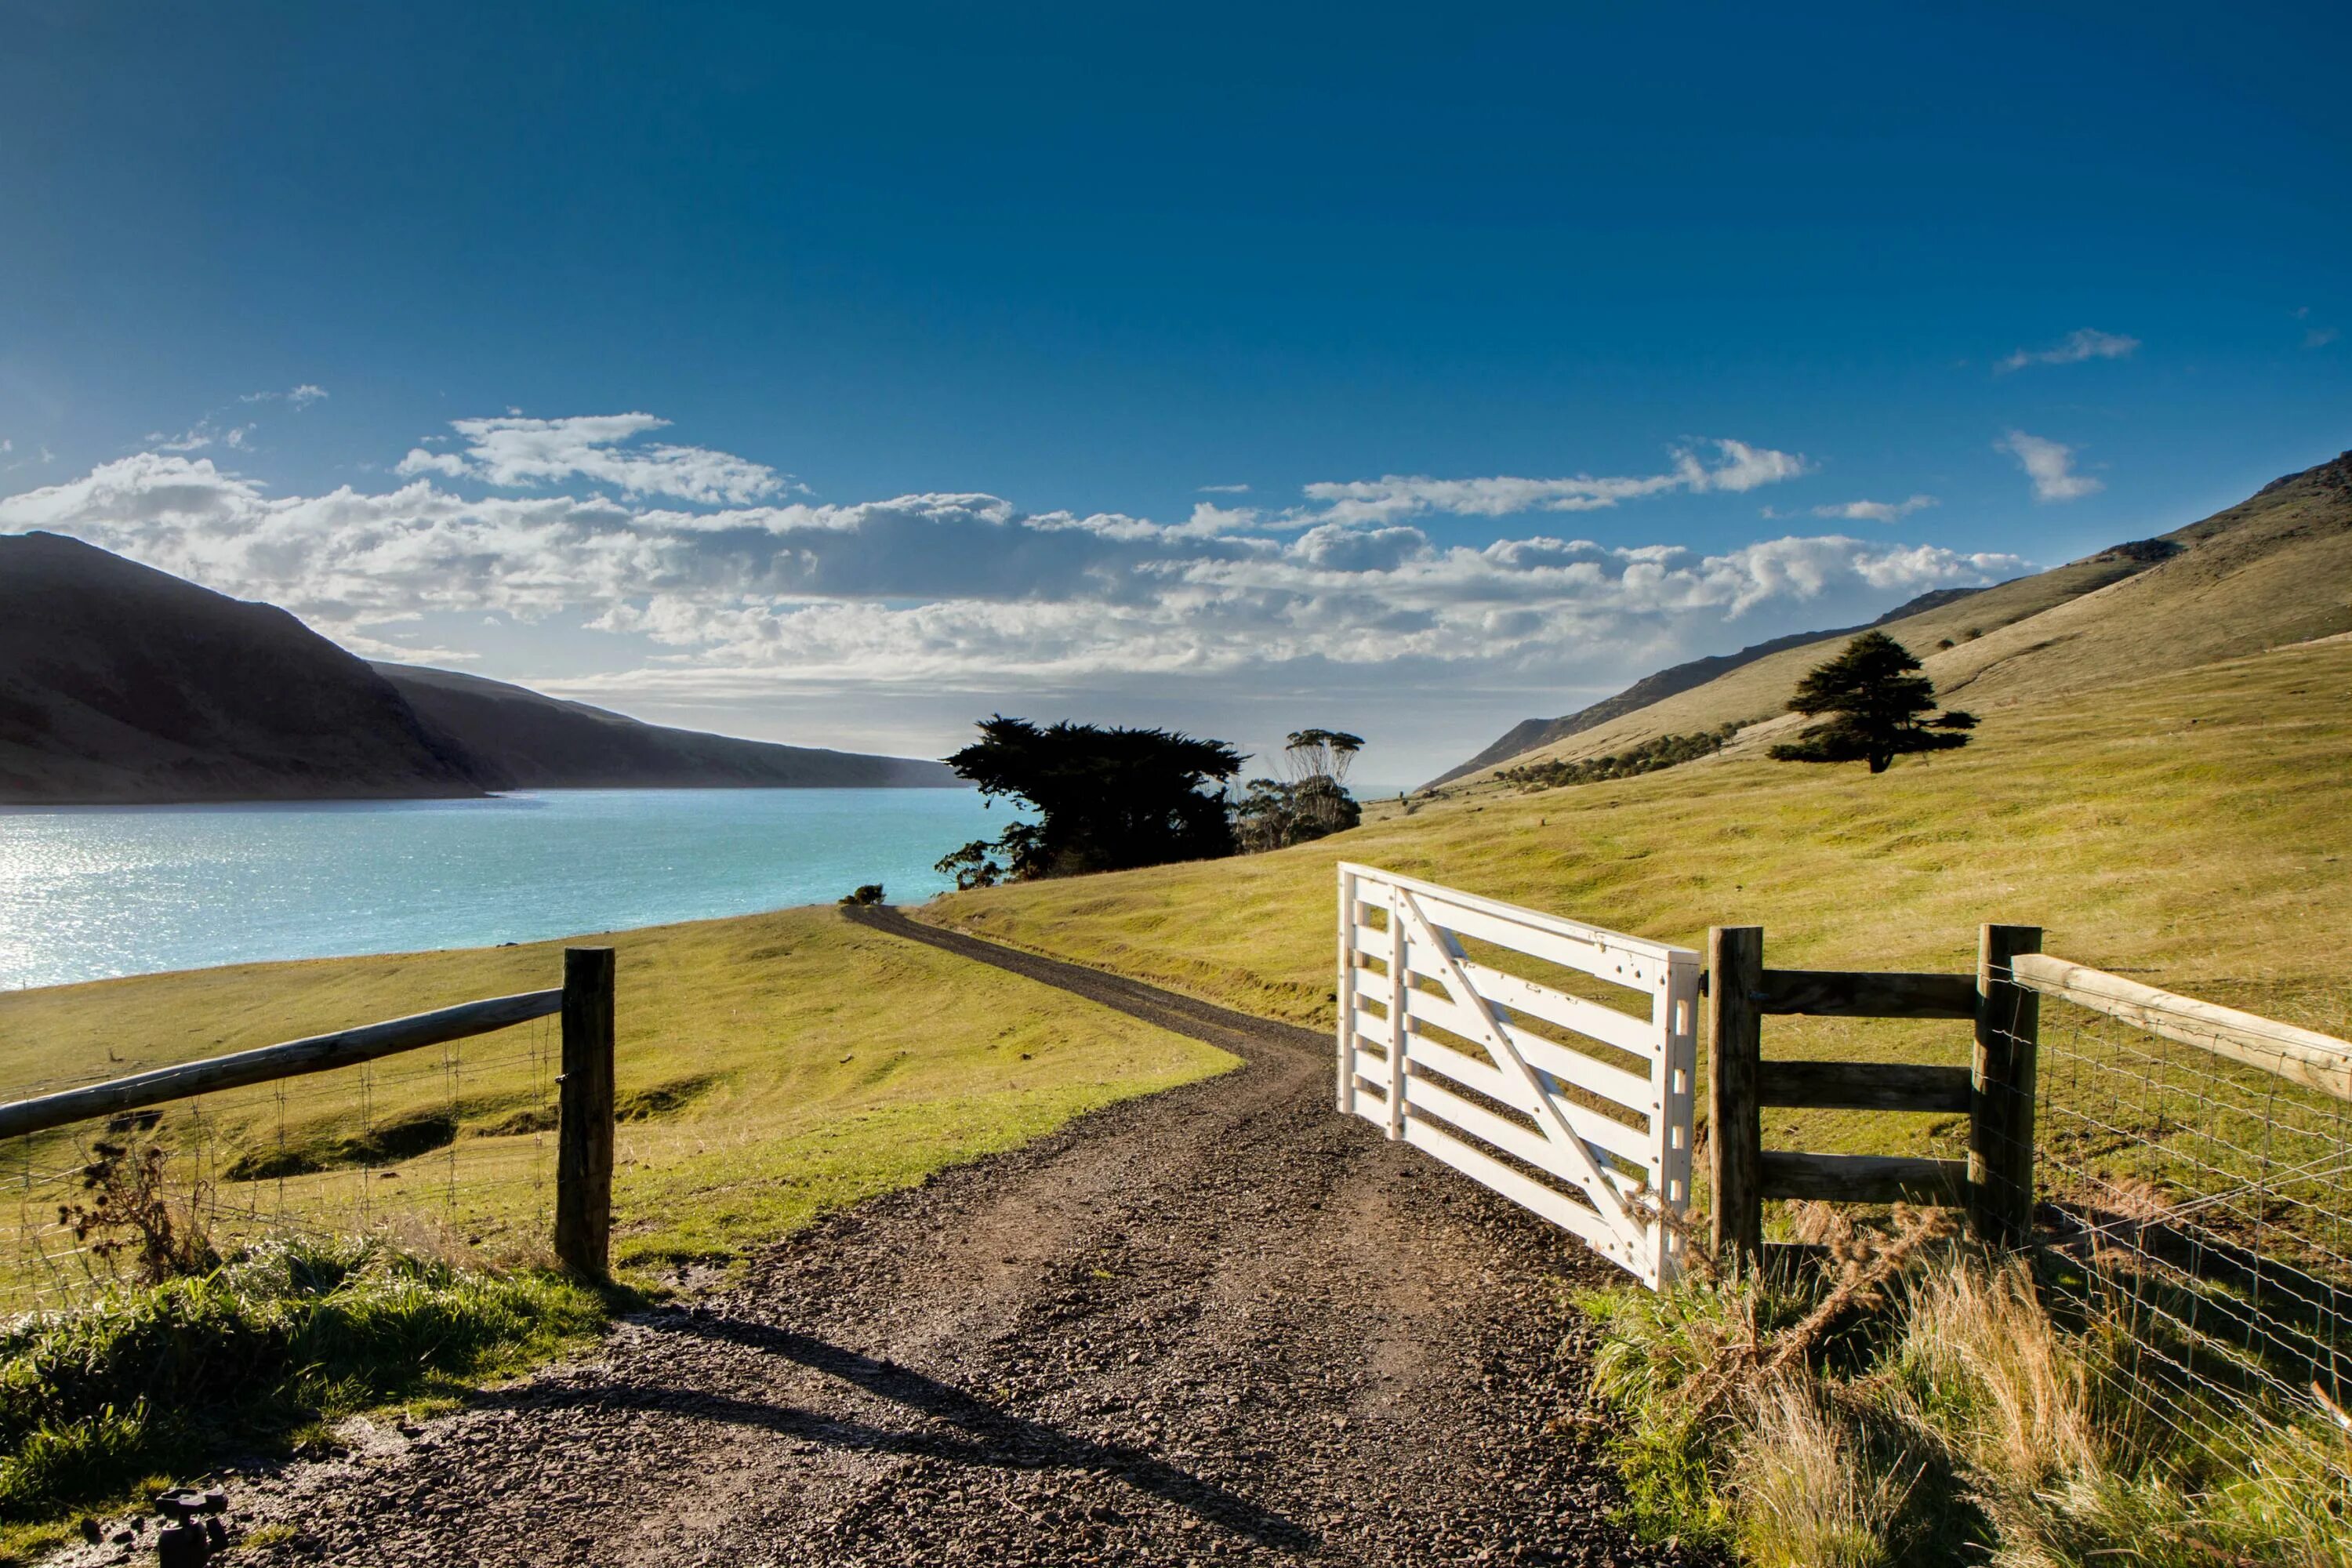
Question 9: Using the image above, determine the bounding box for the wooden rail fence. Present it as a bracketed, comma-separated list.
[0, 947, 619, 1279]
[1707, 923, 2042, 1261]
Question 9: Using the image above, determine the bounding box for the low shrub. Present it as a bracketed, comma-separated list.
[1497, 726, 1741, 793]
[0, 1237, 604, 1523]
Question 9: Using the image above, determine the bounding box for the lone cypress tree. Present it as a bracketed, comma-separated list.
[1767, 631, 1976, 773]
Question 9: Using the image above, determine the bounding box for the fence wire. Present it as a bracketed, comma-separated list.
[2012, 984, 2352, 1461]
[0, 1012, 561, 1316]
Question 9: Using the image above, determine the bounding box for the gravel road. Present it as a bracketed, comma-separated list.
[99, 909, 1704, 1568]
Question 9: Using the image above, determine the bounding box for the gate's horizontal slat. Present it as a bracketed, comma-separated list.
[1345, 860, 1687, 962]
[1450, 956, 1660, 1058]
[1399, 1117, 1628, 1265]
[1406, 1071, 1648, 1189]
[1401, 895, 1641, 986]
[1406, 1073, 1562, 1176]
[1405, 989, 1656, 1112]
[1400, 1032, 1653, 1166]
[1401, 1029, 1521, 1105]
[1348, 1047, 1392, 1089]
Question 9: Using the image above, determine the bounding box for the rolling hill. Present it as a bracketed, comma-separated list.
[376, 663, 956, 789]
[1432, 448, 2352, 787]
[0, 532, 956, 803]
[0, 532, 492, 804]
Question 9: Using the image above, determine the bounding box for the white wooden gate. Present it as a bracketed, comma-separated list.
[1335, 863, 1700, 1288]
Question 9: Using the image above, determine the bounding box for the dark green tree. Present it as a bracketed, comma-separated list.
[1767, 631, 1976, 773]
[939, 716, 1243, 880]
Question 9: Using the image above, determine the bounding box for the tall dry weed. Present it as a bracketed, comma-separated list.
[1731, 1374, 1917, 1568]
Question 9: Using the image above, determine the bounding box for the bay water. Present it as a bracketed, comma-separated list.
[0, 788, 1001, 990]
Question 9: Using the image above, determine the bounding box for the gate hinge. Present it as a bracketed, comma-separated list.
[1696, 969, 1710, 998]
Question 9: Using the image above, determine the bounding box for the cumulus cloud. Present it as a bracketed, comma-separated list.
[1299, 438, 1809, 524]
[1813, 495, 1936, 524]
[1998, 430, 2102, 502]
[395, 413, 791, 505]
[0, 432, 2025, 713]
[1996, 328, 2140, 373]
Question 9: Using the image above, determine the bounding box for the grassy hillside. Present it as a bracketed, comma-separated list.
[924, 634, 2352, 1162]
[0, 907, 1234, 1288]
[1454, 452, 2352, 782]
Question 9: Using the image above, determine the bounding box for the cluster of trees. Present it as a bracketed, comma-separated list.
[1232, 728, 1364, 851]
[934, 718, 1363, 888]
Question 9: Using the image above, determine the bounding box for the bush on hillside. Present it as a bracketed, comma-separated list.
[1768, 632, 1976, 773]
[1496, 726, 1740, 792]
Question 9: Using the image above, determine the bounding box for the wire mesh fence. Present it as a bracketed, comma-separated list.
[0, 1009, 562, 1315]
[2011, 967, 2352, 1463]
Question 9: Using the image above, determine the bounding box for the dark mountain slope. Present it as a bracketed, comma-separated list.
[377, 664, 958, 789]
[0, 532, 497, 804]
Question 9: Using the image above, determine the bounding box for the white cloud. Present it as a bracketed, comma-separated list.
[1299, 438, 1809, 524]
[1998, 430, 2103, 502]
[1996, 328, 2140, 373]
[1812, 495, 1936, 524]
[242, 384, 330, 408]
[394, 413, 789, 505]
[2, 437, 2022, 699]
[1198, 482, 1251, 494]
[2307, 326, 2340, 350]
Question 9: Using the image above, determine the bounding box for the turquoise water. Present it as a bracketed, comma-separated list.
[0, 789, 1000, 990]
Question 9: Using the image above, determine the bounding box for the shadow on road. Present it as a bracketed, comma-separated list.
[477, 1312, 1318, 1552]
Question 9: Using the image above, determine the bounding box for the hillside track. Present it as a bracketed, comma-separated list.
[189, 909, 1699, 1568]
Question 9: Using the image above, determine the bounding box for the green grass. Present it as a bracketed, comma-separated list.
[923, 637, 2352, 1168]
[0, 1236, 606, 1562]
[1578, 1236, 2352, 1566]
[0, 905, 1237, 1292]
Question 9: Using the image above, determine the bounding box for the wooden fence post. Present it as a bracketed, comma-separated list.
[554, 946, 616, 1279]
[1971, 924, 2042, 1247]
[1708, 926, 1765, 1265]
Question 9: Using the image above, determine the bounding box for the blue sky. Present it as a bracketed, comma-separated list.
[2, 2, 2347, 782]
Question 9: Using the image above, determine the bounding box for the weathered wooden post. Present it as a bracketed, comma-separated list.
[554, 946, 615, 1278]
[1971, 924, 2042, 1247]
[1708, 926, 1765, 1265]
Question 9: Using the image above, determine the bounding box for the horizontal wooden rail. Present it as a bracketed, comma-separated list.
[0, 989, 564, 1142]
[1758, 1060, 1973, 1113]
[1759, 1152, 1969, 1205]
[1755, 968, 1977, 1019]
[2010, 953, 2352, 1104]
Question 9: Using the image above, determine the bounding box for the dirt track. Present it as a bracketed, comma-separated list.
[153, 910, 1701, 1567]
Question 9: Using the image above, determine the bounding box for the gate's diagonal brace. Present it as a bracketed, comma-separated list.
[1395, 890, 1636, 1228]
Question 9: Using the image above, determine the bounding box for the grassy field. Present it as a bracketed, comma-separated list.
[0, 906, 1236, 1293]
[924, 635, 2352, 1165]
